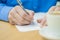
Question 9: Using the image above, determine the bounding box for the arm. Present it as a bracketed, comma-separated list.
[0, 3, 13, 21]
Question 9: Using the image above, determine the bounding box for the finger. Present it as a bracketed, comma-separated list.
[14, 6, 23, 15]
[10, 15, 23, 25]
[26, 9, 34, 16]
[43, 22, 47, 26]
[8, 15, 15, 25]
[22, 20, 31, 25]
[55, 6, 60, 11]
[37, 19, 42, 23]
[22, 14, 33, 22]
[40, 18, 46, 27]
[48, 6, 56, 14]
[52, 6, 60, 15]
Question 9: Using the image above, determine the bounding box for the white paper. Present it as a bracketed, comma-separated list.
[16, 12, 46, 32]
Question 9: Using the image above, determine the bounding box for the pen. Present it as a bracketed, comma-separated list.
[17, 0, 29, 15]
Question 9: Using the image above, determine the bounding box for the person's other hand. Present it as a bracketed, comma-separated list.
[37, 16, 47, 27]
[37, 6, 60, 27]
[8, 6, 34, 25]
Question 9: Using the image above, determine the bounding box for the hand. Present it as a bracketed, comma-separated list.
[37, 6, 60, 27]
[8, 6, 34, 25]
[37, 16, 47, 27]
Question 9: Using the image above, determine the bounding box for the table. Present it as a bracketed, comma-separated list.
[0, 21, 47, 40]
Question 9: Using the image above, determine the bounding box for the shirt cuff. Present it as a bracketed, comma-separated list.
[0, 6, 13, 21]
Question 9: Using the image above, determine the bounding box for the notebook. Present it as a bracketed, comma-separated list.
[16, 12, 46, 32]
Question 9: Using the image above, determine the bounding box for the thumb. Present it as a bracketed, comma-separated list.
[29, 11, 34, 16]
[26, 9, 34, 16]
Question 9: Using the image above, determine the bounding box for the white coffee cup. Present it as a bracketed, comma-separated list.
[39, 13, 60, 40]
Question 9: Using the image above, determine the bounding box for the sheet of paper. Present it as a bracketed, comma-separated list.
[16, 12, 46, 32]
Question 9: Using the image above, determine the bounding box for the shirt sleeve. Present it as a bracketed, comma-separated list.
[0, 3, 13, 21]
